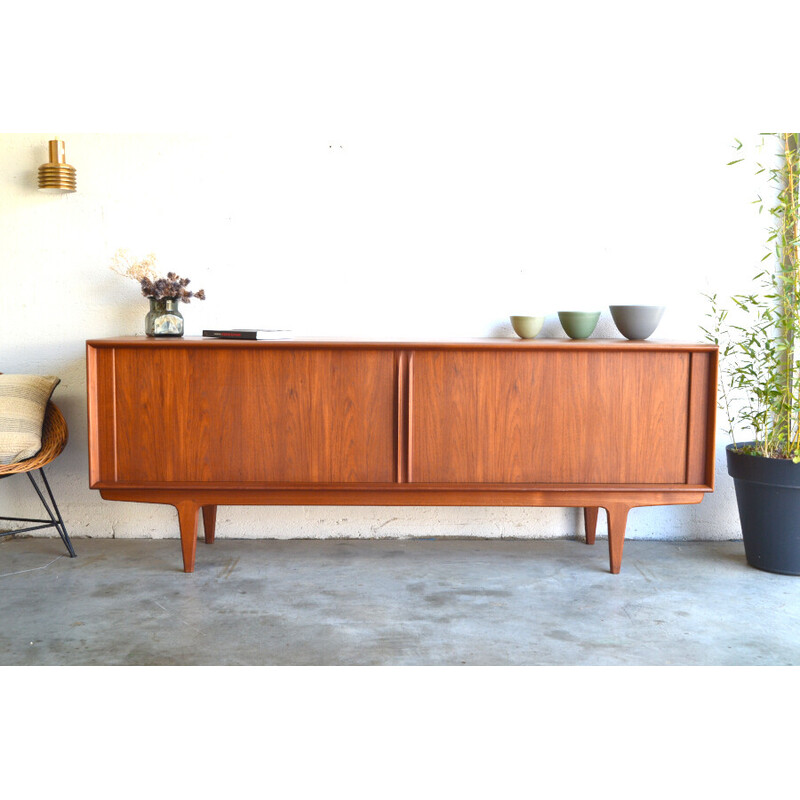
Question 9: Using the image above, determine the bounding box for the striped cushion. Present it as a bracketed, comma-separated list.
[0, 375, 60, 465]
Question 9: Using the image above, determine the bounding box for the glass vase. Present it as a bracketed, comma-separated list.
[145, 298, 184, 337]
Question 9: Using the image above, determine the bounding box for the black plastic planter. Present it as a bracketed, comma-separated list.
[727, 443, 800, 575]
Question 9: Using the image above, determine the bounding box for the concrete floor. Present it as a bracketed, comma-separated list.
[1, 536, 799, 665]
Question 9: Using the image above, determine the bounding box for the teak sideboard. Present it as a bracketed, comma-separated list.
[86, 337, 718, 574]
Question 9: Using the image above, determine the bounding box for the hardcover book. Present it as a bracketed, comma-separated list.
[202, 329, 292, 340]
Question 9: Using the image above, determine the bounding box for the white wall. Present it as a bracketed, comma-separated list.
[0, 3, 777, 545]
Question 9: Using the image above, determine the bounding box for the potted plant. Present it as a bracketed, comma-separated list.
[704, 133, 800, 574]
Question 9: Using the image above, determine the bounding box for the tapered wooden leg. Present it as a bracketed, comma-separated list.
[175, 501, 200, 573]
[584, 507, 599, 545]
[605, 503, 630, 574]
[202, 505, 217, 544]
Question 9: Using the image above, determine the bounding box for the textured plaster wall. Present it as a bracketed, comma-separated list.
[0, 130, 764, 545]
[0, 4, 773, 545]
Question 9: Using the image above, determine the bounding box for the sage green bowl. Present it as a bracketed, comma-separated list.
[557, 310, 601, 340]
[510, 315, 545, 339]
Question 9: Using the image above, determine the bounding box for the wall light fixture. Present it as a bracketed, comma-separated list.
[38, 139, 76, 193]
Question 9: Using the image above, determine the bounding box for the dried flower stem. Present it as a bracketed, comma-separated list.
[110, 248, 206, 303]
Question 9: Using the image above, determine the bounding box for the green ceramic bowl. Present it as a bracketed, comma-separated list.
[557, 310, 601, 340]
[510, 315, 545, 339]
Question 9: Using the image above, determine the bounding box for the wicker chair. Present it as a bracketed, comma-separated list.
[0, 400, 76, 557]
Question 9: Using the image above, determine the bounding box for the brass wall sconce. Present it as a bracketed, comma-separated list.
[38, 139, 76, 193]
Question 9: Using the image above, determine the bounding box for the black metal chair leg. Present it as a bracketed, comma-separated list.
[38, 467, 76, 558]
[26, 468, 76, 558]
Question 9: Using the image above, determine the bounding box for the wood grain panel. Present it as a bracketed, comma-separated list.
[86, 344, 117, 487]
[685, 351, 715, 486]
[111, 347, 396, 483]
[410, 350, 691, 484]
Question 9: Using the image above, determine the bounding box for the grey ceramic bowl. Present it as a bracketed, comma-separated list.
[557, 310, 601, 340]
[510, 315, 545, 339]
[609, 305, 665, 340]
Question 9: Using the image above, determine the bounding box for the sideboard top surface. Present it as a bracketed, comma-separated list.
[86, 336, 717, 352]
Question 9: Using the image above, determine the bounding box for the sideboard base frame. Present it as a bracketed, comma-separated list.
[99, 487, 706, 574]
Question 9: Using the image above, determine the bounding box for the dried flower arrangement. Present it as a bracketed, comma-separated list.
[110, 248, 206, 303]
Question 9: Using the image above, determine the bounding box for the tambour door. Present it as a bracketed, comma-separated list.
[94, 345, 397, 484]
[410, 349, 697, 484]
